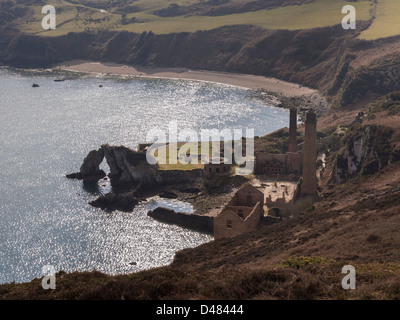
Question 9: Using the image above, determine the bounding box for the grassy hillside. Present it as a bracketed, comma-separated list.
[118, 0, 372, 35]
[3, 0, 400, 40]
[359, 0, 400, 40]
[11, 0, 373, 36]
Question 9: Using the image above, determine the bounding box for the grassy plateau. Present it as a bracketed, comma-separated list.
[13, 0, 376, 36]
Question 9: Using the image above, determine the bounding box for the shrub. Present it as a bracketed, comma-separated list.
[283, 256, 334, 269]
[366, 234, 382, 243]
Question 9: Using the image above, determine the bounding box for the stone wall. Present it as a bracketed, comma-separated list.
[265, 180, 301, 209]
[203, 163, 231, 176]
[147, 207, 214, 234]
[220, 206, 253, 219]
[255, 152, 301, 175]
[230, 184, 264, 207]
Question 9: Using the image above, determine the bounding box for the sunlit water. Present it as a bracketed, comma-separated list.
[0, 67, 289, 284]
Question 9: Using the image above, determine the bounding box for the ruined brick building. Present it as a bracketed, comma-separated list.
[254, 108, 301, 176]
[214, 109, 317, 239]
[214, 183, 265, 239]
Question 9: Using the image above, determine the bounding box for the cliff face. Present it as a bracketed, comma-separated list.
[334, 124, 395, 184]
[0, 25, 362, 99]
[2, 23, 400, 107]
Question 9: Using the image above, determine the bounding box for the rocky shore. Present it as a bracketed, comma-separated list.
[255, 89, 330, 119]
[66, 144, 248, 232]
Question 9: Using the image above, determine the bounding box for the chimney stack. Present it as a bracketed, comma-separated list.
[288, 107, 297, 153]
[301, 110, 317, 196]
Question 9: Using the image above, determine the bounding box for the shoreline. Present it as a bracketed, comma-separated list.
[56, 60, 314, 97]
[54, 61, 329, 114]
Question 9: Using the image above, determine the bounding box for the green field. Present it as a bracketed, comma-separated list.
[359, 0, 400, 40]
[155, 142, 206, 171]
[11, 0, 400, 40]
[119, 0, 372, 34]
[18, 0, 374, 36]
[154, 141, 242, 173]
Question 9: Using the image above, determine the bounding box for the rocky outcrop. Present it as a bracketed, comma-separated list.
[66, 145, 156, 211]
[101, 144, 161, 189]
[66, 144, 158, 187]
[334, 124, 395, 184]
[81, 148, 105, 175]
[67, 144, 204, 188]
[89, 190, 139, 212]
[66, 148, 106, 181]
[147, 207, 214, 234]
[158, 191, 179, 199]
[67, 144, 205, 211]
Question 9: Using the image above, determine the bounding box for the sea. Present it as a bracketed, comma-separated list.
[0, 67, 290, 284]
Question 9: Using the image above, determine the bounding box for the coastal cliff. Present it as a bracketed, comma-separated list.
[333, 124, 398, 184]
[3, 23, 399, 107]
[2, 26, 343, 90]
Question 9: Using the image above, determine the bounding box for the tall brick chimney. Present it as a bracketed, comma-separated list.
[301, 110, 317, 196]
[288, 107, 297, 153]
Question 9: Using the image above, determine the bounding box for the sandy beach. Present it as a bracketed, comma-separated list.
[56, 61, 317, 97]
